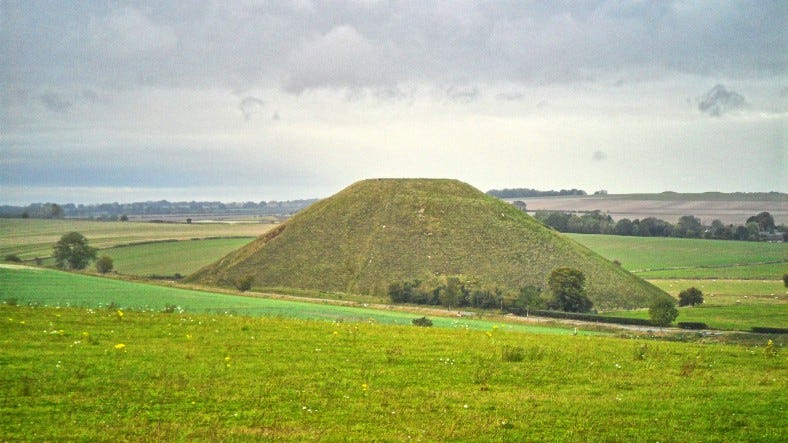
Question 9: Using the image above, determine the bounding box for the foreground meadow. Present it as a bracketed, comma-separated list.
[1, 304, 785, 442]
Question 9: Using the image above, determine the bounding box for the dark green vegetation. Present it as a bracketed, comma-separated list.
[535, 210, 783, 241]
[95, 255, 113, 274]
[52, 232, 97, 270]
[649, 295, 679, 326]
[190, 179, 665, 309]
[679, 287, 704, 307]
[1, 303, 785, 441]
[546, 267, 593, 312]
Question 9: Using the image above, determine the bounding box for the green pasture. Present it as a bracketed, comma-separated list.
[0, 266, 578, 336]
[608, 280, 786, 331]
[638, 262, 787, 280]
[0, 218, 272, 260]
[568, 234, 787, 281]
[649, 279, 786, 303]
[38, 238, 255, 277]
[1, 304, 785, 441]
[605, 304, 787, 331]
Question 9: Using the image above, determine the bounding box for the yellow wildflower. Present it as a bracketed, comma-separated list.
[114, 343, 126, 350]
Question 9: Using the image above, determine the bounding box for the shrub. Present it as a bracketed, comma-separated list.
[4, 254, 22, 263]
[784, 273, 788, 288]
[649, 295, 678, 326]
[501, 345, 525, 362]
[530, 310, 655, 326]
[678, 287, 703, 307]
[412, 317, 433, 327]
[95, 255, 114, 274]
[162, 304, 181, 314]
[751, 326, 788, 334]
[678, 322, 708, 330]
[234, 274, 255, 292]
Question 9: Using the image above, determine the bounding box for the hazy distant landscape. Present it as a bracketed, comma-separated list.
[508, 193, 788, 225]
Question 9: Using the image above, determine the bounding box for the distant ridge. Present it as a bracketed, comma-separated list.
[189, 179, 667, 309]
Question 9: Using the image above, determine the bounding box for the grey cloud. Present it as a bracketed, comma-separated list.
[239, 96, 265, 121]
[87, 7, 177, 59]
[39, 93, 72, 113]
[698, 85, 747, 116]
[496, 92, 525, 101]
[445, 85, 479, 103]
[592, 151, 607, 161]
[4, 2, 785, 93]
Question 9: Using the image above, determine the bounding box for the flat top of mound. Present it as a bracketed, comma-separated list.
[189, 178, 666, 309]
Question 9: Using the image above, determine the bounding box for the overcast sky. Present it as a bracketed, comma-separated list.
[1, 0, 786, 204]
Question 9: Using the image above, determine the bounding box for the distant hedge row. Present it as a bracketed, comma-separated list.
[677, 322, 708, 330]
[530, 310, 655, 327]
[751, 326, 788, 334]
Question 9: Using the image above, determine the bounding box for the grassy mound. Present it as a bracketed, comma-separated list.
[189, 179, 666, 309]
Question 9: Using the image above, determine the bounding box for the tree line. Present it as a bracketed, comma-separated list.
[486, 188, 588, 199]
[388, 268, 682, 326]
[532, 210, 783, 242]
[0, 199, 318, 219]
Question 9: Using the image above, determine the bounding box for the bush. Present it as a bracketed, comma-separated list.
[784, 273, 788, 288]
[530, 310, 655, 326]
[649, 296, 678, 326]
[95, 255, 114, 274]
[678, 322, 708, 330]
[678, 287, 703, 307]
[4, 254, 22, 263]
[412, 317, 433, 327]
[751, 326, 788, 334]
[235, 275, 255, 292]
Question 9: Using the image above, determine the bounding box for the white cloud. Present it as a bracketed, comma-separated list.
[284, 25, 391, 92]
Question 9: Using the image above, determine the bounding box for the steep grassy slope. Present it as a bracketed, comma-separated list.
[190, 179, 666, 309]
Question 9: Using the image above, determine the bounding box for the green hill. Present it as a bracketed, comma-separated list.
[189, 179, 666, 309]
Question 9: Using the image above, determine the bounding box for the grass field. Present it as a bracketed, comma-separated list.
[605, 304, 788, 331]
[38, 238, 255, 277]
[649, 280, 786, 302]
[1, 302, 785, 441]
[637, 262, 787, 280]
[567, 234, 787, 278]
[0, 266, 579, 336]
[0, 218, 273, 260]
